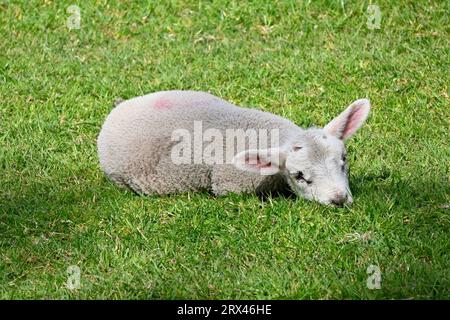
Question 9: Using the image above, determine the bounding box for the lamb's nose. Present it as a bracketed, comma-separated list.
[331, 193, 347, 207]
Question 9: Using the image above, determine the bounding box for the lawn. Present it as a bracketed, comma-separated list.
[0, 0, 448, 299]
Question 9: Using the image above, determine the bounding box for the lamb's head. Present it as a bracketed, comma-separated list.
[233, 99, 371, 206]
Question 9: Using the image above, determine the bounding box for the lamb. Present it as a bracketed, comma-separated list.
[97, 90, 370, 206]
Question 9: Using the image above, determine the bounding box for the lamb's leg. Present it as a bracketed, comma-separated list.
[211, 164, 260, 195]
[211, 165, 290, 196]
[128, 162, 212, 195]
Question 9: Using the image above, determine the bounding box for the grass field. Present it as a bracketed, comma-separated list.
[0, 0, 448, 299]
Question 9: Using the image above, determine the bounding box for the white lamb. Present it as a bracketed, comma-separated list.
[97, 90, 370, 206]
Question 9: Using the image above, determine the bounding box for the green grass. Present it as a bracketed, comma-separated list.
[0, 0, 448, 299]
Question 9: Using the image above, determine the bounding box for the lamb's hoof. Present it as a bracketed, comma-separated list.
[113, 98, 125, 107]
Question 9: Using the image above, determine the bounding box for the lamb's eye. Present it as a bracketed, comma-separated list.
[341, 154, 347, 171]
[295, 171, 312, 185]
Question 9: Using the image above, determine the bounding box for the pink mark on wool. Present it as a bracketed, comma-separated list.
[153, 98, 172, 109]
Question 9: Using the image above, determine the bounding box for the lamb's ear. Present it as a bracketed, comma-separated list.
[232, 148, 287, 176]
[324, 99, 371, 140]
